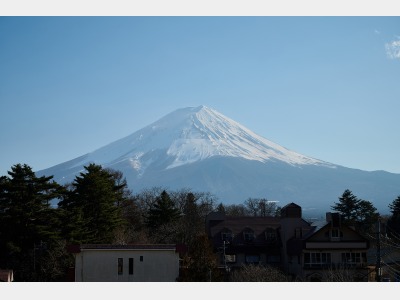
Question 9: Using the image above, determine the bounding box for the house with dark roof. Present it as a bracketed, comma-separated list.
[280, 203, 370, 281]
[68, 244, 183, 282]
[206, 202, 371, 281]
[206, 211, 282, 271]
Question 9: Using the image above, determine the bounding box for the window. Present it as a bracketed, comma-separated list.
[140, 256, 144, 262]
[304, 252, 331, 268]
[118, 258, 123, 275]
[129, 258, 134, 275]
[267, 255, 281, 263]
[243, 229, 255, 242]
[330, 229, 343, 240]
[341, 252, 367, 266]
[245, 255, 260, 264]
[265, 228, 277, 242]
[221, 230, 233, 243]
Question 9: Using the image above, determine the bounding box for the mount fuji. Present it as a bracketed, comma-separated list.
[38, 105, 400, 216]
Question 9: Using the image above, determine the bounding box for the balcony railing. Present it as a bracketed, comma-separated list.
[304, 262, 368, 269]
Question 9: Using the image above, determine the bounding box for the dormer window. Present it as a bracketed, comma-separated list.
[243, 228, 255, 242]
[221, 229, 233, 242]
[330, 228, 343, 241]
[265, 228, 277, 242]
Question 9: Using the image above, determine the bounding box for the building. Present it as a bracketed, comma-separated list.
[68, 244, 182, 282]
[0, 269, 13, 282]
[205, 212, 282, 271]
[206, 202, 371, 281]
[280, 203, 370, 281]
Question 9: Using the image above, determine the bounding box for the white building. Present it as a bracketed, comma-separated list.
[69, 244, 181, 282]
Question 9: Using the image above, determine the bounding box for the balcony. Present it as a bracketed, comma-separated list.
[304, 262, 368, 270]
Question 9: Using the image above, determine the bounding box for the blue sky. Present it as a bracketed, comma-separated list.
[1, 16, 400, 176]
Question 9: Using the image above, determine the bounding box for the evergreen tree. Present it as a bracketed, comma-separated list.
[331, 189, 379, 234]
[58, 164, 126, 244]
[389, 195, 400, 216]
[216, 203, 226, 214]
[177, 192, 204, 247]
[0, 164, 64, 280]
[356, 199, 379, 233]
[387, 196, 400, 236]
[331, 189, 360, 224]
[146, 190, 181, 229]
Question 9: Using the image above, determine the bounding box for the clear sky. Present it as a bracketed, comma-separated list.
[1, 15, 400, 176]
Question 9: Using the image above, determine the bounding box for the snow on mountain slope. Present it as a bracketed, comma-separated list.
[38, 105, 400, 216]
[66, 105, 335, 176]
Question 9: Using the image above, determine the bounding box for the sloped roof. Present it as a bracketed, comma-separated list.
[302, 220, 328, 239]
[209, 216, 280, 236]
[68, 244, 178, 253]
[281, 202, 301, 210]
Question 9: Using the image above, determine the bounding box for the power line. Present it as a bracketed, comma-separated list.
[384, 255, 400, 268]
[384, 223, 400, 242]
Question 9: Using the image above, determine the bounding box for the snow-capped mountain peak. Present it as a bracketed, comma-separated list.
[38, 105, 400, 215]
[71, 105, 333, 174]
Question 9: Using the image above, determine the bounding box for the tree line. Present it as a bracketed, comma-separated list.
[1, 163, 399, 281]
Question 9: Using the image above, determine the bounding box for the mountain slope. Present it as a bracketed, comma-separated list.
[38, 105, 400, 216]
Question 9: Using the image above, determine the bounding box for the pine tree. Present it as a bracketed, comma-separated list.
[331, 189, 379, 234]
[356, 199, 379, 233]
[146, 190, 181, 229]
[178, 192, 203, 247]
[389, 196, 400, 216]
[331, 189, 360, 224]
[387, 196, 400, 236]
[58, 164, 126, 244]
[0, 164, 63, 280]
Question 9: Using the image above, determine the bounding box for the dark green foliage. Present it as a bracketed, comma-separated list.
[146, 190, 181, 229]
[0, 164, 64, 281]
[356, 199, 379, 233]
[176, 192, 208, 248]
[331, 189, 360, 224]
[216, 202, 226, 213]
[58, 164, 126, 244]
[389, 195, 400, 216]
[331, 189, 379, 234]
[387, 196, 400, 236]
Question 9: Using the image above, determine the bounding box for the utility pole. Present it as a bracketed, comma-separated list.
[223, 240, 227, 270]
[375, 220, 382, 282]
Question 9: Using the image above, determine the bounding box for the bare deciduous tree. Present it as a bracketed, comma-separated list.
[321, 265, 359, 282]
[230, 264, 290, 282]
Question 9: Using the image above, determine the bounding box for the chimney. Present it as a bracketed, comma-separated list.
[280, 203, 302, 219]
[326, 212, 341, 227]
